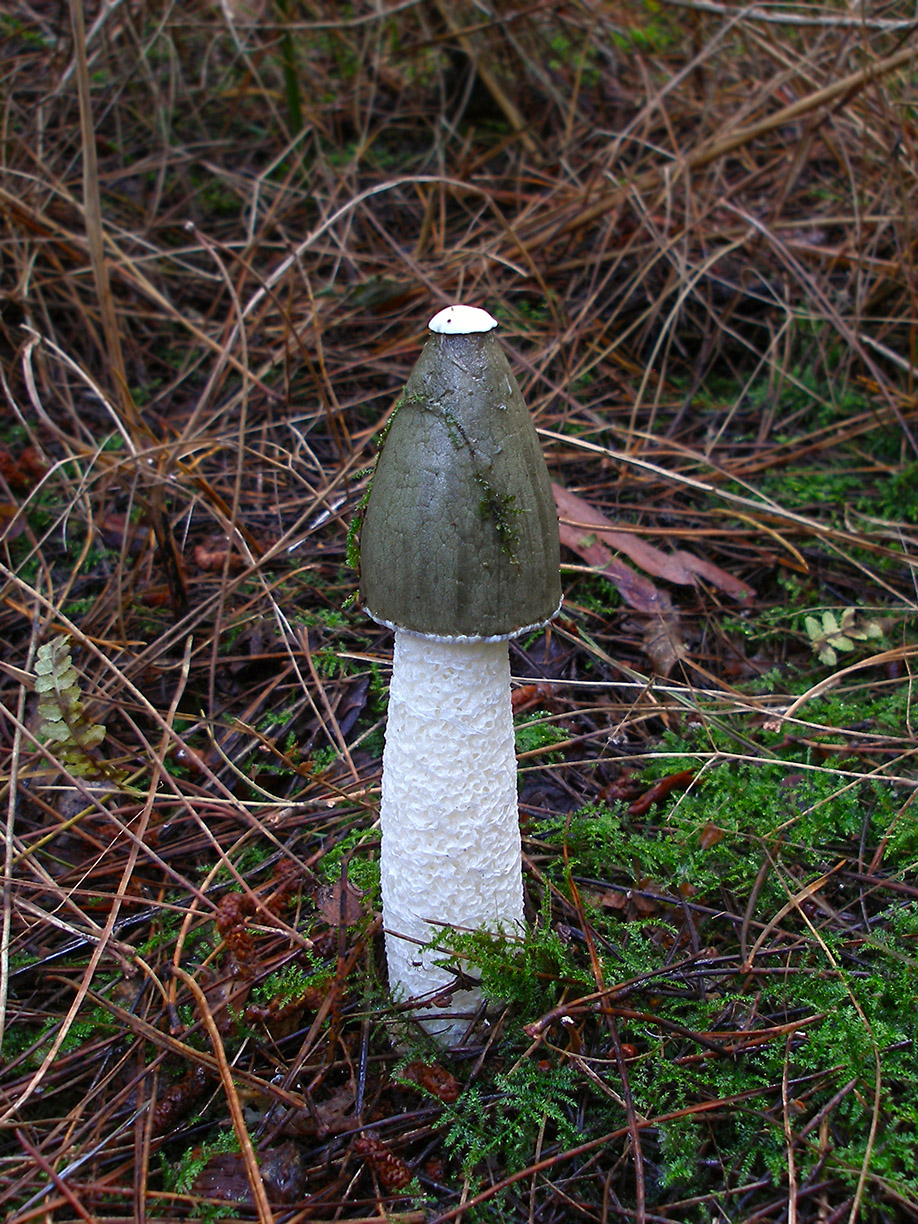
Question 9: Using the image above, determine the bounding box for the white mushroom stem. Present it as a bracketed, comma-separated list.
[380, 629, 525, 1043]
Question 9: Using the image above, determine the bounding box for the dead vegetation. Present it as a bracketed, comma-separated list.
[1, 1, 917, 1220]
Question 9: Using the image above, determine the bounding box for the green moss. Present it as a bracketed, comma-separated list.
[514, 711, 568, 761]
[162, 1128, 240, 1196]
[318, 826, 380, 905]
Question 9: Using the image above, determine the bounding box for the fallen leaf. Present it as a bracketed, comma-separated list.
[554, 484, 755, 602]
[192, 1152, 250, 1203]
[259, 1140, 308, 1203]
[698, 822, 724, 850]
[511, 682, 554, 712]
[671, 549, 755, 601]
[554, 483, 696, 584]
[272, 1081, 356, 1138]
[98, 510, 151, 554]
[192, 1141, 306, 1205]
[557, 512, 675, 614]
[245, 983, 326, 1039]
[151, 1065, 209, 1135]
[641, 612, 687, 677]
[627, 768, 697, 815]
[593, 889, 628, 910]
[0, 445, 46, 493]
[317, 879, 366, 926]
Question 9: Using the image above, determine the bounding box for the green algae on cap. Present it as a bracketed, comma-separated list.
[359, 308, 562, 640]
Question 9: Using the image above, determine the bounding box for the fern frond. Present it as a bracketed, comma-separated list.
[34, 635, 106, 776]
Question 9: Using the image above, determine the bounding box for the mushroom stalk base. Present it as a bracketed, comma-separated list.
[380, 631, 525, 1044]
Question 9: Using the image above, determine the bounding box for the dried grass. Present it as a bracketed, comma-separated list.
[1, 1, 917, 1220]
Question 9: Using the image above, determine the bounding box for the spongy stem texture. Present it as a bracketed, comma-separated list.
[380, 630, 524, 1043]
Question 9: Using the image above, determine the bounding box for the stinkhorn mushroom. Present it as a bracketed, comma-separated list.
[359, 303, 562, 1043]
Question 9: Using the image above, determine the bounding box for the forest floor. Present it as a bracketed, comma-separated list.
[1, 2, 917, 1221]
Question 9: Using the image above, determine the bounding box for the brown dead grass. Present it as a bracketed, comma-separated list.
[1, 1, 917, 1220]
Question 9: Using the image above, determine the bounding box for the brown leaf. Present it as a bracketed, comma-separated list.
[627, 768, 697, 816]
[98, 510, 151, 554]
[192, 1152, 250, 1203]
[592, 888, 628, 911]
[554, 483, 696, 584]
[553, 483, 754, 602]
[0, 445, 46, 493]
[259, 1140, 308, 1204]
[629, 888, 663, 916]
[317, 879, 366, 926]
[192, 1142, 306, 1205]
[270, 1081, 355, 1138]
[601, 557, 674, 614]
[698, 822, 725, 850]
[672, 549, 755, 601]
[313, 1083, 357, 1137]
[556, 504, 671, 615]
[511, 682, 553, 712]
[245, 983, 325, 1038]
[642, 611, 687, 676]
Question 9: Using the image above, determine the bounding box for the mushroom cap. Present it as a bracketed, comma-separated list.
[359, 314, 562, 640]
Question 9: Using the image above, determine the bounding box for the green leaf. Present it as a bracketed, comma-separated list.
[826, 633, 856, 652]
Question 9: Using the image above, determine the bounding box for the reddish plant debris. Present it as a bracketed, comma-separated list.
[98, 510, 151, 554]
[0, 503, 24, 540]
[170, 740, 210, 774]
[138, 585, 175, 608]
[353, 1133, 412, 1192]
[399, 1060, 461, 1103]
[192, 1141, 307, 1204]
[194, 538, 248, 572]
[245, 983, 326, 1038]
[626, 768, 697, 816]
[151, 1064, 209, 1135]
[264, 857, 305, 912]
[191, 1152, 251, 1204]
[554, 482, 754, 601]
[0, 445, 47, 493]
[264, 1080, 357, 1139]
[698, 821, 725, 849]
[511, 682, 554, 712]
[214, 890, 256, 971]
[215, 890, 255, 934]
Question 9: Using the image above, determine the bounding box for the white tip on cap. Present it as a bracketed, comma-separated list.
[428, 304, 498, 334]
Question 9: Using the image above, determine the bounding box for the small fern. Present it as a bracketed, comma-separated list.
[442, 1060, 581, 1173]
[34, 635, 106, 776]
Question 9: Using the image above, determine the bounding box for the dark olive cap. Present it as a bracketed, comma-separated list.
[359, 311, 562, 640]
